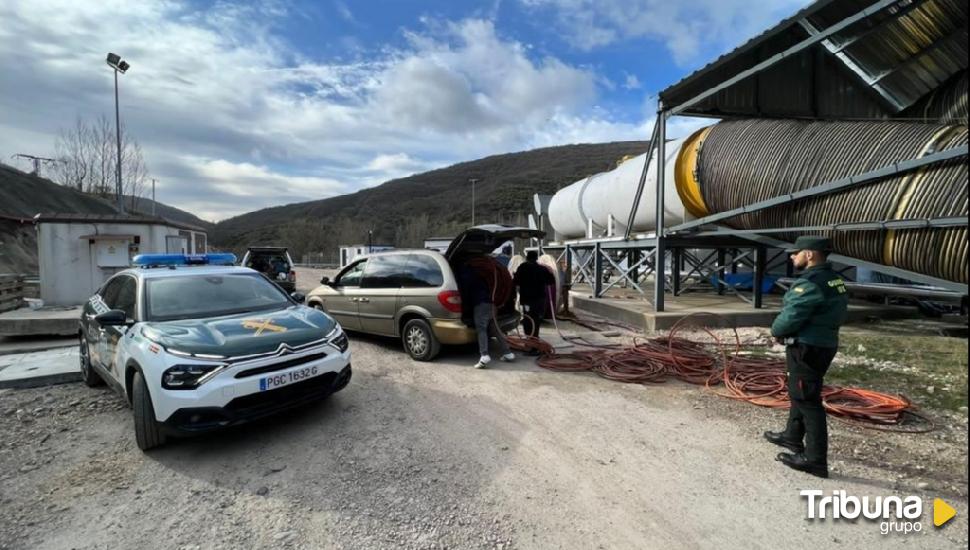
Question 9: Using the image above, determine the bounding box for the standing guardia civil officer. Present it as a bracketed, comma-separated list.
[764, 236, 848, 478]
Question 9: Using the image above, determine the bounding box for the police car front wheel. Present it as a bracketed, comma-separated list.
[78, 335, 103, 388]
[132, 371, 167, 451]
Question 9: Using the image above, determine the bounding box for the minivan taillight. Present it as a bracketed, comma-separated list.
[437, 290, 462, 313]
[288, 271, 296, 283]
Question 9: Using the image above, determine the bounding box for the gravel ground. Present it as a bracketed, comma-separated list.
[0, 301, 966, 548]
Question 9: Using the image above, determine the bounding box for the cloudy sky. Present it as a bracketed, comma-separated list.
[0, 0, 809, 221]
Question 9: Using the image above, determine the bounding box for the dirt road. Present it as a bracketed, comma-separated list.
[1, 318, 967, 550]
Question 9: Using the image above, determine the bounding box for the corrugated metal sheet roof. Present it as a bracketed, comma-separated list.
[660, 0, 968, 120]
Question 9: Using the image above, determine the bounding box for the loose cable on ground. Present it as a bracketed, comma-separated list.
[512, 299, 932, 432]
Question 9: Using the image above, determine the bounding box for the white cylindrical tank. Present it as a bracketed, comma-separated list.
[548, 137, 689, 239]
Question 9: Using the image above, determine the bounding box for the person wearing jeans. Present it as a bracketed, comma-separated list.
[459, 263, 514, 369]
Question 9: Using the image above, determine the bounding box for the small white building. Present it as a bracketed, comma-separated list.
[338, 244, 394, 268]
[35, 213, 208, 306]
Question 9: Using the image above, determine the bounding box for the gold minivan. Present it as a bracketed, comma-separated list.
[306, 225, 543, 360]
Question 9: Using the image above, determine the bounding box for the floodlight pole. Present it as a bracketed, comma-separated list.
[470, 178, 479, 226]
[113, 67, 124, 214]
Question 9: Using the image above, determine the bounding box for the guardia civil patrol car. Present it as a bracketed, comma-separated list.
[79, 253, 351, 451]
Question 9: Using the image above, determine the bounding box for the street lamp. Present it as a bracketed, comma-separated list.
[469, 178, 479, 226]
[106, 52, 130, 214]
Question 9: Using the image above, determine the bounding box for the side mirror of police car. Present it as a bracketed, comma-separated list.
[319, 276, 330, 285]
[290, 292, 306, 303]
[95, 309, 129, 326]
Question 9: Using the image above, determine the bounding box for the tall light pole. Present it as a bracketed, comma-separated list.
[106, 52, 130, 214]
[469, 178, 479, 226]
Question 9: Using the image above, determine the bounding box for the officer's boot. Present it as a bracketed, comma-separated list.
[776, 452, 828, 478]
[763, 431, 805, 453]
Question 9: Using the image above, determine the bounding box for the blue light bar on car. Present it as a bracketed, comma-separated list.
[132, 253, 237, 267]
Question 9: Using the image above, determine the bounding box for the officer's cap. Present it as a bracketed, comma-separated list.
[786, 236, 833, 253]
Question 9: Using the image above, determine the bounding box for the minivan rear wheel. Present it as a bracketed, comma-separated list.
[402, 318, 440, 361]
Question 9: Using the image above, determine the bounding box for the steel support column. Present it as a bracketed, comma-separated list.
[716, 249, 727, 295]
[671, 247, 682, 296]
[653, 105, 667, 312]
[565, 244, 573, 288]
[593, 243, 603, 298]
[754, 246, 766, 309]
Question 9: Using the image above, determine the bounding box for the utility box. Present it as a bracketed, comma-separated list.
[35, 214, 208, 306]
[95, 238, 131, 267]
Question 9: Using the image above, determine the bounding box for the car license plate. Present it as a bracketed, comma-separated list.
[259, 365, 320, 391]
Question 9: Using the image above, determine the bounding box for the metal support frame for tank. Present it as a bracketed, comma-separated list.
[572, 247, 595, 285]
[599, 249, 652, 296]
[667, 244, 769, 305]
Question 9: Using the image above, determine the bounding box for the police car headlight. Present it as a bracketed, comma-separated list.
[328, 327, 349, 353]
[162, 364, 224, 390]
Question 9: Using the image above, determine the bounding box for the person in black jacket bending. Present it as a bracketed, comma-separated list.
[513, 251, 555, 340]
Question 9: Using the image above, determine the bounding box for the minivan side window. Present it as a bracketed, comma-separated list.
[402, 254, 444, 288]
[337, 260, 366, 287]
[361, 254, 410, 289]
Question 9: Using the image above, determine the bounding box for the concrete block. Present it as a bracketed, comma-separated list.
[0, 347, 81, 389]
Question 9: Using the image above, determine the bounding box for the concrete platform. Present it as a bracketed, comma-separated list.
[0, 335, 77, 356]
[0, 306, 80, 337]
[569, 285, 915, 332]
[0, 347, 80, 389]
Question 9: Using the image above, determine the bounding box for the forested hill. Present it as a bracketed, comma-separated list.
[212, 141, 650, 261]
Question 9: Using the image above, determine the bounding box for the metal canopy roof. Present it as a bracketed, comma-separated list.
[659, 0, 968, 120]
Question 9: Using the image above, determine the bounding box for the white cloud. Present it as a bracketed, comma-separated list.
[520, 0, 812, 66]
[0, 1, 685, 221]
[623, 73, 641, 90]
[366, 153, 427, 174]
[334, 1, 358, 25]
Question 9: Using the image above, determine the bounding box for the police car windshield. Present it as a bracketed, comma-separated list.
[146, 273, 290, 321]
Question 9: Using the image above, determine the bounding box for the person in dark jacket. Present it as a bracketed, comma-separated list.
[458, 263, 514, 369]
[513, 250, 556, 340]
[764, 236, 848, 478]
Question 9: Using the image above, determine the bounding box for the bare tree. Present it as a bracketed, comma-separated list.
[53, 117, 91, 191]
[53, 115, 150, 207]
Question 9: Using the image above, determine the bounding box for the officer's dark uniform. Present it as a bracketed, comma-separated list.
[513, 254, 555, 338]
[766, 236, 848, 478]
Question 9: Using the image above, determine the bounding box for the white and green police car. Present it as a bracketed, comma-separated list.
[79, 253, 351, 451]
